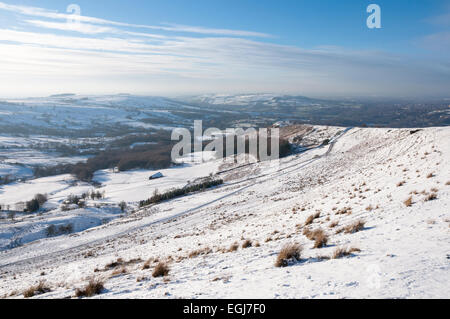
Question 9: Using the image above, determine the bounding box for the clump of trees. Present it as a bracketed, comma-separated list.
[34, 142, 174, 182]
[25, 194, 48, 213]
[119, 201, 127, 213]
[139, 178, 223, 207]
[46, 223, 74, 237]
[0, 175, 12, 185]
[61, 190, 105, 210]
[215, 135, 292, 160]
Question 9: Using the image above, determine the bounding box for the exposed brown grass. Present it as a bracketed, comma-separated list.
[188, 247, 212, 258]
[404, 196, 413, 207]
[304, 212, 320, 225]
[136, 276, 148, 283]
[397, 181, 405, 187]
[303, 228, 329, 248]
[446, 181, 450, 186]
[75, 279, 104, 298]
[142, 258, 152, 270]
[344, 220, 366, 234]
[111, 267, 128, 277]
[313, 230, 329, 249]
[23, 281, 51, 298]
[152, 262, 170, 278]
[332, 247, 361, 259]
[105, 258, 123, 269]
[329, 220, 339, 228]
[242, 239, 252, 249]
[427, 173, 434, 179]
[304, 228, 313, 239]
[336, 207, 352, 215]
[105, 257, 142, 271]
[275, 243, 302, 267]
[304, 215, 315, 226]
[228, 242, 239, 252]
[425, 193, 437, 201]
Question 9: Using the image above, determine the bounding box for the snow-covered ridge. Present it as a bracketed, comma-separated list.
[0, 94, 192, 132]
[0, 126, 448, 299]
[186, 93, 322, 106]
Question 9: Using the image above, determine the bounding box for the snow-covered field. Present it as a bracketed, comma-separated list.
[0, 152, 220, 251]
[0, 126, 448, 299]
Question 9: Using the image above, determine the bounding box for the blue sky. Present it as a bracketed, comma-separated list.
[0, 0, 449, 98]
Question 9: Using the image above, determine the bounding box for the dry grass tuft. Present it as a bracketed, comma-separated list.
[426, 173, 434, 179]
[75, 279, 104, 298]
[105, 258, 123, 269]
[332, 247, 361, 259]
[105, 257, 142, 271]
[111, 267, 128, 277]
[329, 220, 339, 228]
[304, 212, 320, 225]
[425, 193, 437, 201]
[142, 259, 152, 270]
[275, 243, 302, 267]
[404, 196, 413, 207]
[446, 181, 450, 186]
[23, 281, 51, 298]
[242, 239, 252, 249]
[228, 242, 239, 252]
[336, 207, 352, 215]
[344, 220, 366, 234]
[303, 228, 329, 248]
[152, 262, 170, 278]
[304, 215, 315, 226]
[312, 230, 329, 248]
[302, 227, 312, 238]
[188, 247, 212, 258]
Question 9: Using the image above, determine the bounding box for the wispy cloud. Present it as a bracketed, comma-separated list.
[419, 6, 450, 53]
[24, 19, 118, 35]
[420, 31, 450, 51]
[0, 1, 270, 38]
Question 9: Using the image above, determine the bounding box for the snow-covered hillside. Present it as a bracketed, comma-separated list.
[0, 126, 448, 299]
[187, 94, 322, 107]
[0, 94, 194, 132]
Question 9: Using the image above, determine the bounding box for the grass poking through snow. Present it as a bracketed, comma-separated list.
[152, 262, 170, 278]
[75, 278, 104, 298]
[23, 281, 51, 298]
[275, 243, 302, 267]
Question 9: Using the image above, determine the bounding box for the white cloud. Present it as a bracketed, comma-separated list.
[420, 31, 450, 51]
[0, 1, 270, 38]
[25, 19, 117, 34]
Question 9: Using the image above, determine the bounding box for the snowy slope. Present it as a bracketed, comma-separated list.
[0, 126, 448, 299]
[187, 94, 323, 107]
[0, 94, 195, 133]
